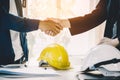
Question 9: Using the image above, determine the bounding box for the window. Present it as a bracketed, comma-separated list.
[24, 0, 105, 58]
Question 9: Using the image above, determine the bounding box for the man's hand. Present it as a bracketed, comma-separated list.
[47, 18, 71, 28]
[39, 19, 63, 36]
[98, 37, 119, 47]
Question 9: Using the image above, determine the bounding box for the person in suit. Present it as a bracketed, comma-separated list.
[0, 0, 63, 65]
[67, 0, 120, 48]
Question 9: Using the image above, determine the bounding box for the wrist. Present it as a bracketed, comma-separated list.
[39, 20, 44, 31]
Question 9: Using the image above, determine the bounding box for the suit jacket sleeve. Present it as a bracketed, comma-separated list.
[69, 0, 107, 35]
[0, 3, 39, 32]
[8, 14, 39, 32]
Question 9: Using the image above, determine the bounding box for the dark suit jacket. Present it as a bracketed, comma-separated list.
[104, 0, 120, 38]
[69, 0, 120, 40]
[0, 0, 39, 65]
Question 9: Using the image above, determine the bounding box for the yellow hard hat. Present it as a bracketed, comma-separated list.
[37, 43, 70, 70]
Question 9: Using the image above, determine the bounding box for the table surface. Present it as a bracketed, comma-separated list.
[0, 55, 119, 80]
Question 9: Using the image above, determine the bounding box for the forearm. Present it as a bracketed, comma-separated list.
[0, 0, 39, 32]
[8, 14, 39, 32]
[69, 0, 107, 35]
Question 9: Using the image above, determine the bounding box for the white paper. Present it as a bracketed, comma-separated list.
[0, 66, 59, 78]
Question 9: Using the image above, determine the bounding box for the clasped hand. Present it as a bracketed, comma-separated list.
[39, 18, 70, 36]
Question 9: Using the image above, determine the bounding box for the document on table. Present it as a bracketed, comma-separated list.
[76, 71, 120, 80]
[0, 66, 59, 78]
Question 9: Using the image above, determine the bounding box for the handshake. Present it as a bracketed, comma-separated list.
[39, 18, 71, 36]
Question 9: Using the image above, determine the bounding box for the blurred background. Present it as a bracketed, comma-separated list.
[10, 0, 105, 64]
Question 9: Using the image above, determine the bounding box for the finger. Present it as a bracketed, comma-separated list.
[50, 19, 63, 30]
[49, 28, 60, 36]
[49, 31, 53, 35]
[49, 24, 60, 35]
[45, 30, 50, 35]
[45, 30, 54, 36]
[52, 28, 60, 36]
[54, 26, 60, 33]
[50, 32, 55, 36]
[48, 19, 63, 30]
[49, 31, 56, 36]
[55, 23, 63, 30]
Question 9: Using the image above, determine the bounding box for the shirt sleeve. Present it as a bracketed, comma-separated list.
[69, 0, 107, 35]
